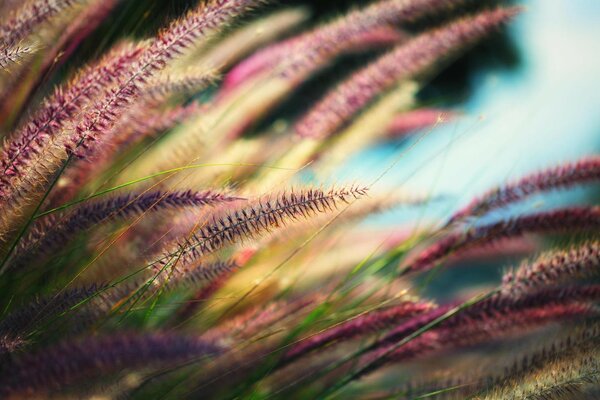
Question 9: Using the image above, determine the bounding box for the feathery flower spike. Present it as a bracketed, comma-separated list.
[369, 283, 600, 360]
[0, 43, 38, 72]
[347, 285, 600, 385]
[0, 0, 262, 252]
[363, 302, 595, 380]
[0, 0, 83, 47]
[501, 241, 600, 298]
[150, 186, 368, 274]
[146, 69, 218, 100]
[478, 329, 600, 399]
[10, 190, 240, 272]
[0, 333, 223, 396]
[0, 41, 143, 196]
[294, 7, 519, 139]
[0, 285, 110, 354]
[449, 155, 600, 225]
[386, 108, 456, 138]
[223, 0, 480, 91]
[405, 206, 600, 274]
[281, 301, 434, 366]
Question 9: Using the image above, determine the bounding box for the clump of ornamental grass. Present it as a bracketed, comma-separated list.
[0, 1, 598, 399]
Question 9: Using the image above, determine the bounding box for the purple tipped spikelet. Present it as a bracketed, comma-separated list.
[10, 190, 240, 271]
[0, 333, 223, 396]
[355, 285, 600, 380]
[502, 241, 600, 298]
[449, 156, 600, 225]
[478, 324, 600, 399]
[282, 301, 434, 366]
[0, 0, 83, 47]
[152, 186, 368, 272]
[364, 302, 595, 378]
[0, 0, 262, 246]
[405, 206, 600, 273]
[294, 7, 519, 139]
[369, 284, 600, 360]
[67, 0, 260, 150]
[224, 0, 482, 91]
[0, 41, 144, 203]
[0, 285, 110, 354]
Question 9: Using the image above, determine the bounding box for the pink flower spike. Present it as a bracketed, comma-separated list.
[0, 41, 145, 201]
[295, 7, 520, 139]
[404, 206, 600, 274]
[0, 0, 84, 47]
[221, 26, 406, 95]
[0, 333, 222, 397]
[281, 301, 434, 366]
[502, 241, 600, 298]
[448, 155, 600, 225]
[223, 0, 481, 94]
[0, 0, 263, 247]
[386, 108, 457, 138]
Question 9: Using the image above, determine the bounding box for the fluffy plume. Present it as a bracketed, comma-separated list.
[0, 41, 143, 198]
[349, 285, 600, 384]
[0, 43, 38, 72]
[10, 190, 239, 271]
[366, 284, 600, 361]
[147, 69, 218, 101]
[281, 301, 434, 366]
[364, 303, 595, 379]
[478, 329, 600, 399]
[294, 7, 519, 139]
[0, 0, 83, 47]
[266, 188, 431, 245]
[449, 156, 600, 225]
[150, 186, 368, 273]
[404, 206, 600, 273]
[0, 333, 222, 397]
[135, 0, 263, 78]
[501, 241, 600, 298]
[0, 0, 262, 251]
[0, 285, 110, 354]
[0, 41, 145, 250]
[223, 0, 479, 91]
[386, 108, 456, 138]
[50, 100, 207, 206]
[396, 322, 600, 399]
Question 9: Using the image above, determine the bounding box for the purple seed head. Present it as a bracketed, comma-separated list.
[294, 7, 519, 139]
[449, 156, 600, 225]
[405, 206, 600, 274]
